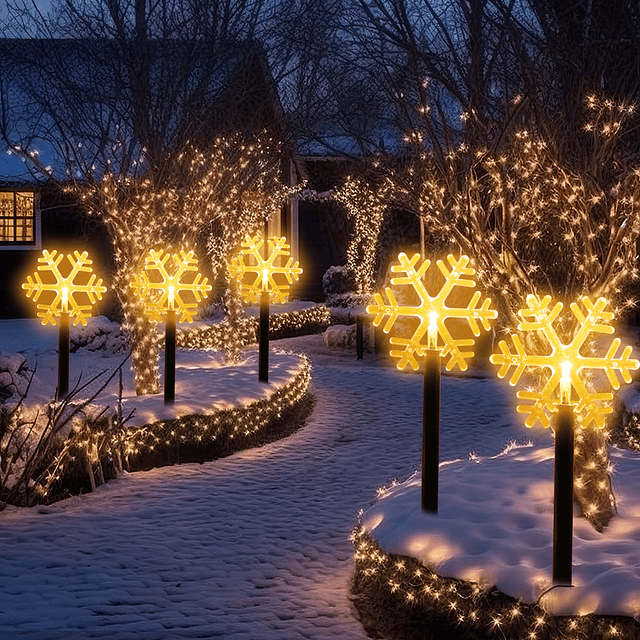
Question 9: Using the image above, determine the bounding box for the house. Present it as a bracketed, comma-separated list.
[0, 38, 304, 318]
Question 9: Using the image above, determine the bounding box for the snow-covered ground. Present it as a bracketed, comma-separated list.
[0, 316, 639, 637]
[363, 442, 640, 617]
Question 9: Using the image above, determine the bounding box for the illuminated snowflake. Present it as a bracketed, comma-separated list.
[490, 294, 639, 429]
[22, 249, 106, 326]
[131, 249, 212, 323]
[367, 253, 497, 371]
[229, 235, 302, 304]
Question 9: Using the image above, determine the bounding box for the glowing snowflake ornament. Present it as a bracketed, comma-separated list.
[130, 249, 211, 322]
[490, 294, 639, 428]
[22, 249, 106, 325]
[367, 253, 497, 370]
[229, 235, 302, 304]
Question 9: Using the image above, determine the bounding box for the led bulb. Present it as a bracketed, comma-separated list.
[61, 287, 69, 313]
[560, 362, 571, 405]
[428, 312, 438, 350]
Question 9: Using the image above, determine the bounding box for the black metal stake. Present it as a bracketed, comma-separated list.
[422, 348, 441, 513]
[57, 311, 70, 401]
[356, 315, 364, 360]
[164, 309, 176, 404]
[259, 290, 269, 383]
[553, 403, 575, 585]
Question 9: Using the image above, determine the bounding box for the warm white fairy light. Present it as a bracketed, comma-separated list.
[72, 132, 296, 393]
[352, 526, 640, 639]
[177, 306, 332, 351]
[334, 175, 389, 294]
[37, 354, 312, 500]
[360, 93, 640, 532]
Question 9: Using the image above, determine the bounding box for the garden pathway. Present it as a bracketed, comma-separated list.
[0, 335, 521, 639]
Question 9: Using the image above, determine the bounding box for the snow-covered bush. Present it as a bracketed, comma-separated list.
[323, 266, 372, 308]
[70, 317, 128, 354]
[323, 265, 355, 296]
[323, 324, 372, 351]
[0, 354, 31, 403]
[324, 325, 357, 349]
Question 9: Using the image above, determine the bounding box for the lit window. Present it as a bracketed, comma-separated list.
[0, 191, 38, 246]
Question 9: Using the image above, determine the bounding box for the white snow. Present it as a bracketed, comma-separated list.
[1, 316, 640, 637]
[0, 318, 304, 428]
[362, 442, 640, 617]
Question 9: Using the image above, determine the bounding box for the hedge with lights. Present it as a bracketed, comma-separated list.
[35, 353, 312, 502]
[351, 526, 639, 640]
[177, 305, 333, 351]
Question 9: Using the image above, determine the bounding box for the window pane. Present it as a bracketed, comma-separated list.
[0, 192, 35, 243]
[0, 194, 12, 216]
[0, 217, 14, 241]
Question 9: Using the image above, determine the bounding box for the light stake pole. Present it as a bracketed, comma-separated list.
[553, 363, 574, 585]
[130, 249, 212, 404]
[259, 288, 270, 383]
[367, 253, 497, 513]
[22, 250, 106, 402]
[57, 288, 70, 400]
[228, 235, 303, 384]
[491, 294, 640, 586]
[356, 315, 364, 360]
[164, 296, 177, 404]
[422, 313, 440, 512]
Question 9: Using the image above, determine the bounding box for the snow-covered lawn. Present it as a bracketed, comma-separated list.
[1, 317, 640, 637]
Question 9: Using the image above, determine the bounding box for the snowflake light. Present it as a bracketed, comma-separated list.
[490, 294, 639, 428]
[22, 249, 106, 326]
[229, 235, 302, 304]
[130, 249, 211, 322]
[367, 253, 497, 370]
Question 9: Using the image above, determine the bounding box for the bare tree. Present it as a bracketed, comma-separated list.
[0, 0, 297, 393]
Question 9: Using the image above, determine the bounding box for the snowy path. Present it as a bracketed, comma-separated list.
[0, 335, 525, 639]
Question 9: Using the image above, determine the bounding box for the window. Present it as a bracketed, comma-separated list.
[0, 191, 39, 248]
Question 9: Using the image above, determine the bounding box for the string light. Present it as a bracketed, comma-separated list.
[351, 526, 640, 639]
[334, 175, 388, 294]
[37, 353, 312, 500]
[71, 132, 297, 394]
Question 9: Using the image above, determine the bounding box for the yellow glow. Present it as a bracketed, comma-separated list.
[130, 249, 211, 323]
[560, 362, 571, 405]
[490, 294, 640, 428]
[428, 312, 438, 350]
[366, 253, 497, 371]
[22, 249, 106, 326]
[61, 287, 69, 313]
[229, 235, 302, 304]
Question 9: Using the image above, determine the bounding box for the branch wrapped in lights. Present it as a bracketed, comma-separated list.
[352, 526, 637, 640]
[334, 175, 389, 294]
[72, 132, 296, 392]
